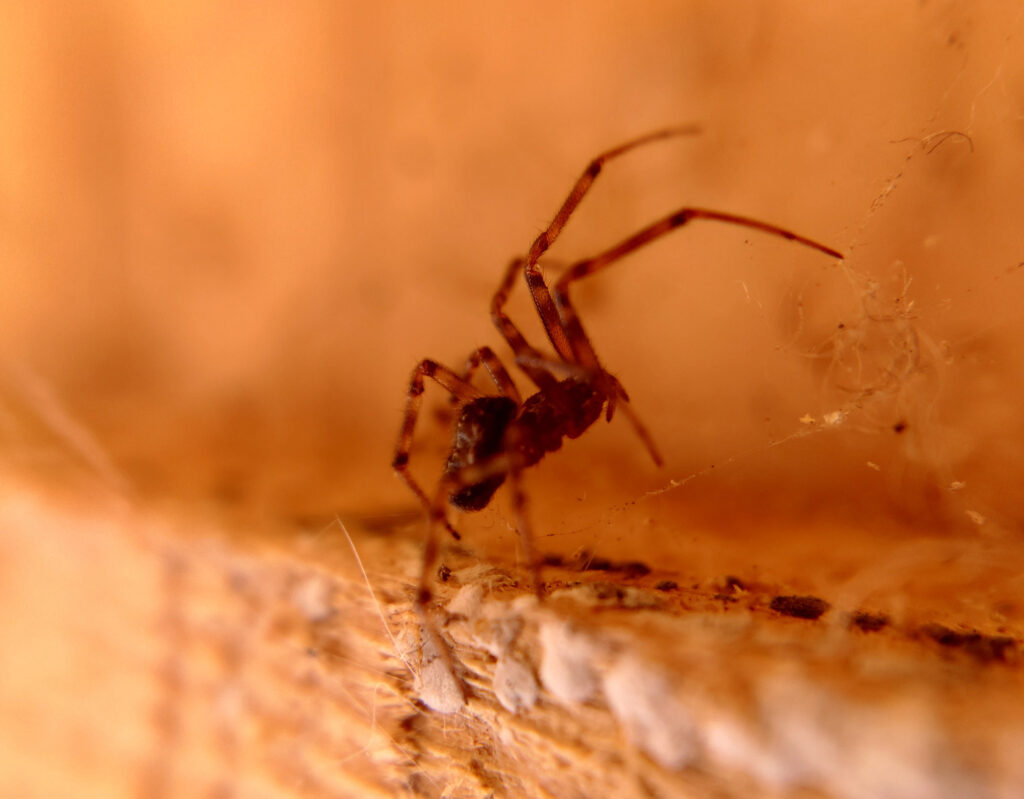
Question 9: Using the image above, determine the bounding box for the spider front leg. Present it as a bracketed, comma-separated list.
[393, 359, 484, 540]
[457, 346, 522, 403]
[490, 257, 612, 394]
[521, 127, 702, 362]
[489, 257, 561, 392]
[425, 443, 541, 603]
[414, 445, 539, 711]
[551, 207, 843, 369]
[544, 208, 843, 462]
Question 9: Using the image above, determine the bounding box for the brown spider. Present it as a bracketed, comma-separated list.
[393, 128, 842, 663]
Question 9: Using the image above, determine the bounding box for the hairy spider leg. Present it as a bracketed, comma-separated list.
[490, 258, 563, 392]
[489, 128, 703, 460]
[519, 126, 702, 362]
[457, 346, 522, 404]
[552, 207, 845, 369]
[491, 257, 610, 392]
[426, 443, 541, 600]
[544, 208, 844, 463]
[413, 442, 539, 709]
[503, 439, 540, 596]
[393, 359, 484, 540]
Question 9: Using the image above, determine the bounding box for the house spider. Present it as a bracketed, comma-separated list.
[393, 128, 843, 681]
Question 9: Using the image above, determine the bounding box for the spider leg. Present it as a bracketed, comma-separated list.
[543, 207, 842, 463]
[430, 444, 542, 597]
[458, 346, 522, 404]
[393, 359, 483, 541]
[413, 443, 539, 708]
[414, 530, 465, 709]
[490, 257, 561, 391]
[552, 207, 844, 369]
[415, 441, 539, 692]
[498, 253, 664, 462]
[512, 351, 589, 381]
[504, 429, 542, 598]
[615, 401, 664, 466]
[522, 126, 702, 361]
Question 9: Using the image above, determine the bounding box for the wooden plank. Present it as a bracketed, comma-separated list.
[2, 472, 1021, 798]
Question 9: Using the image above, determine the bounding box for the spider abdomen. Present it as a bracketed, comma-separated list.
[446, 395, 518, 510]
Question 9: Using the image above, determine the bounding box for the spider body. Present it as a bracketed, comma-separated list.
[446, 376, 608, 511]
[514, 376, 608, 459]
[445, 395, 518, 510]
[393, 127, 843, 669]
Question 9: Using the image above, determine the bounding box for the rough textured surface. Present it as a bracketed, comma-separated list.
[3, 471, 1022, 798]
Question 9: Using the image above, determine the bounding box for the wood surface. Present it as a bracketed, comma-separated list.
[2, 470, 1022, 798]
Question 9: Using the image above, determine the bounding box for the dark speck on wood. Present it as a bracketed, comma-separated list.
[770, 594, 830, 620]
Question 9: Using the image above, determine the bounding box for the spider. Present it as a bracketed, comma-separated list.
[393, 127, 842, 659]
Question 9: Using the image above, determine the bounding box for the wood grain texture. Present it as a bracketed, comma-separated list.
[2, 470, 1021, 798]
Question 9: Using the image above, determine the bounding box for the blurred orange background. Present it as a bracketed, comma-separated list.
[2, 3, 1024, 797]
[2, 1, 1022, 545]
